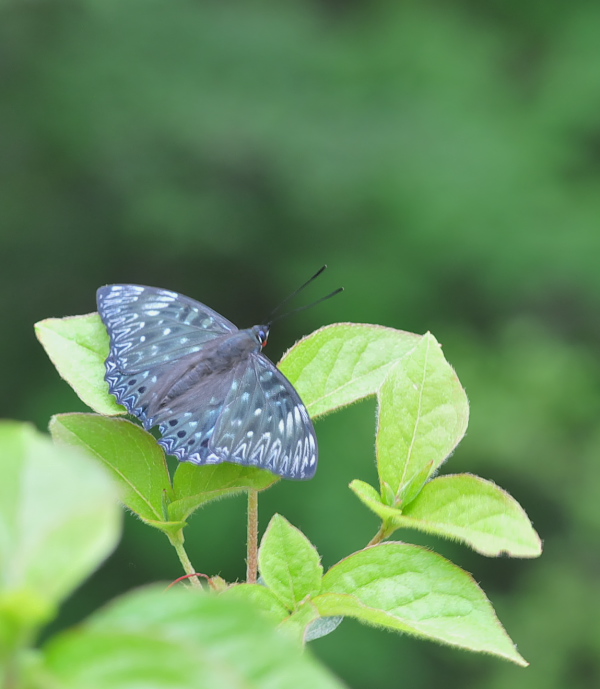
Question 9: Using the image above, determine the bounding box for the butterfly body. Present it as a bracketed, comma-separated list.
[149, 326, 265, 414]
[97, 285, 317, 480]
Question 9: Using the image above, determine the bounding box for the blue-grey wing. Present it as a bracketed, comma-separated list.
[154, 366, 237, 463]
[97, 284, 237, 374]
[212, 354, 318, 479]
[155, 353, 317, 479]
[97, 284, 317, 480]
[102, 350, 233, 433]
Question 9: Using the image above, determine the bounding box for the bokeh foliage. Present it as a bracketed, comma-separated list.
[3, 0, 600, 687]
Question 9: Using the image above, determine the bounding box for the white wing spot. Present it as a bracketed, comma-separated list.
[163, 327, 172, 336]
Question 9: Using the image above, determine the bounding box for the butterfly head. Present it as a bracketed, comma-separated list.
[252, 325, 270, 348]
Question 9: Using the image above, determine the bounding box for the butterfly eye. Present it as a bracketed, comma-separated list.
[258, 329, 268, 346]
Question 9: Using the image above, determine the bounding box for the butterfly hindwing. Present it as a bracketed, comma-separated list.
[104, 354, 165, 428]
[210, 354, 317, 479]
[155, 354, 317, 479]
[155, 366, 236, 462]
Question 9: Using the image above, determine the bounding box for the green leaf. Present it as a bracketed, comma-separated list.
[398, 474, 543, 557]
[259, 515, 323, 610]
[35, 314, 121, 415]
[376, 333, 469, 504]
[222, 586, 343, 644]
[279, 600, 321, 644]
[221, 583, 290, 624]
[49, 414, 180, 532]
[41, 586, 347, 689]
[317, 542, 526, 666]
[279, 323, 421, 418]
[0, 421, 121, 639]
[169, 463, 279, 523]
[223, 585, 343, 644]
[349, 479, 401, 524]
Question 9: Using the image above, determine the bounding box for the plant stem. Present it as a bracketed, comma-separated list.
[2, 656, 18, 689]
[1, 631, 32, 689]
[367, 523, 392, 547]
[168, 530, 203, 589]
[247, 489, 259, 583]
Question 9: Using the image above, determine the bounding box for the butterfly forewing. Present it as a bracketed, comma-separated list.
[97, 284, 237, 373]
[97, 284, 319, 480]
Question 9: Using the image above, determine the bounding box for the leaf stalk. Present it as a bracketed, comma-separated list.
[168, 530, 203, 589]
[247, 489, 259, 583]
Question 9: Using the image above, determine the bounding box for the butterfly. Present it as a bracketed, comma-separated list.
[96, 284, 317, 480]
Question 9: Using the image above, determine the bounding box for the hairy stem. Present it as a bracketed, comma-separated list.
[247, 489, 259, 583]
[2, 656, 18, 689]
[168, 530, 203, 589]
[367, 523, 393, 547]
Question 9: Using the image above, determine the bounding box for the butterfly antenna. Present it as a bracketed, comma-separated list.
[269, 287, 344, 324]
[266, 265, 328, 323]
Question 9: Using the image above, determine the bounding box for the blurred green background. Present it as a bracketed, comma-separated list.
[3, 0, 600, 686]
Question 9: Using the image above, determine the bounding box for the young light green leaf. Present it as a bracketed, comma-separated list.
[377, 333, 469, 504]
[221, 583, 290, 624]
[0, 421, 121, 635]
[259, 515, 323, 610]
[279, 323, 421, 418]
[398, 474, 543, 557]
[349, 479, 401, 524]
[169, 463, 279, 523]
[35, 314, 121, 415]
[317, 542, 526, 666]
[42, 586, 346, 689]
[49, 414, 179, 532]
